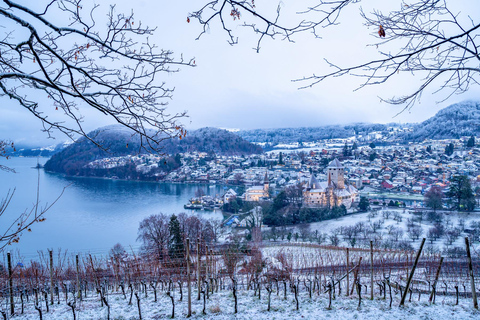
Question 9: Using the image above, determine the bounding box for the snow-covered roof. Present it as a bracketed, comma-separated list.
[308, 181, 329, 192]
[346, 185, 358, 194]
[334, 188, 354, 197]
[328, 158, 344, 169]
[306, 174, 322, 189]
[246, 186, 265, 191]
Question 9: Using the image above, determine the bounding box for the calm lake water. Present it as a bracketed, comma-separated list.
[0, 157, 226, 257]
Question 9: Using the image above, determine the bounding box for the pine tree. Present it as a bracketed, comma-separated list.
[446, 175, 475, 211]
[445, 142, 454, 156]
[467, 136, 475, 148]
[358, 196, 369, 211]
[168, 214, 185, 261]
[343, 143, 351, 157]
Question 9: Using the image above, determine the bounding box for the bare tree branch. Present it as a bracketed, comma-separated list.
[191, 0, 480, 110]
[1, 0, 194, 152]
[0, 140, 15, 172]
[189, 0, 357, 52]
[0, 186, 67, 252]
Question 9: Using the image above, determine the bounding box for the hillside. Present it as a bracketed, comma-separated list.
[162, 127, 263, 154]
[44, 125, 262, 176]
[236, 100, 480, 144]
[401, 100, 480, 141]
[237, 123, 409, 144]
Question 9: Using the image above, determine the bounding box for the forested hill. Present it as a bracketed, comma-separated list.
[236, 100, 480, 144]
[400, 101, 480, 141]
[160, 127, 263, 155]
[44, 125, 262, 175]
[236, 123, 406, 144]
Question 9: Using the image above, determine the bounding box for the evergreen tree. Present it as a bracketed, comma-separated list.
[330, 205, 347, 218]
[272, 191, 288, 212]
[343, 143, 351, 157]
[426, 145, 432, 153]
[358, 196, 369, 211]
[174, 153, 182, 165]
[446, 175, 475, 211]
[445, 142, 454, 156]
[369, 142, 376, 149]
[168, 214, 185, 260]
[278, 152, 283, 165]
[467, 136, 475, 148]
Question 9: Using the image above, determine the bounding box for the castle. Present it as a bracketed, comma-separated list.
[303, 158, 357, 209]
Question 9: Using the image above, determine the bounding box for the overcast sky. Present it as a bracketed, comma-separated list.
[1, 0, 480, 146]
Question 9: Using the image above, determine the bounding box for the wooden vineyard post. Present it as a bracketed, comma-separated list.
[399, 238, 425, 307]
[7, 252, 14, 315]
[350, 257, 362, 296]
[346, 248, 350, 296]
[76, 255, 81, 299]
[205, 245, 209, 293]
[186, 238, 192, 317]
[370, 241, 374, 300]
[465, 237, 478, 309]
[50, 250, 54, 305]
[428, 257, 444, 303]
[197, 239, 201, 300]
[210, 249, 214, 294]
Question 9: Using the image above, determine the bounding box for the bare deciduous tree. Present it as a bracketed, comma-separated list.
[0, 187, 64, 252]
[191, 0, 480, 110]
[0, 140, 15, 172]
[1, 0, 192, 149]
[190, 0, 353, 52]
[137, 213, 170, 259]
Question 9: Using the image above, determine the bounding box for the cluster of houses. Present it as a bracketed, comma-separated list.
[187, 158, 358, 211]
[85, 135, 480, 209]
[169, 139, 478, 196]
[342, 140, 479, 195]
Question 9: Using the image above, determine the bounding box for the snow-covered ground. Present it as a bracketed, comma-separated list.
[7, 287, 480, 320]
[284, 208, 480, 252]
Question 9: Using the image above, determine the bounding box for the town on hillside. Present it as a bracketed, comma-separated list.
[86, 134, 479, 215]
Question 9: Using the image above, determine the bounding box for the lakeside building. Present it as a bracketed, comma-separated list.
[303, 158, 358, 209]
[244, 172, 269, 201]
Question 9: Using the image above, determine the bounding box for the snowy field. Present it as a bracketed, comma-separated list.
[285, 208, 480, 252]
[6, 288, 480, 320]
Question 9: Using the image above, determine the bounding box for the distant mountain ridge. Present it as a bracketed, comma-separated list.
[15, 100, 480, 163]
[44, 125, 262, 175]
[400, 100, 480, 141]
[237, 123, 410, 144]
[237, 100, 480, 144]
[7, 141, 72, 157]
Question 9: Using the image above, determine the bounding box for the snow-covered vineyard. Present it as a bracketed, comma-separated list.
[3, 288, 480, 319]
[1, 240, 480, 319]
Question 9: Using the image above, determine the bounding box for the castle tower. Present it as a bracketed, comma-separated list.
[327, 158, 345, 189]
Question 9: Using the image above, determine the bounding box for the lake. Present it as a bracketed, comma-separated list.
[0, 157, 226, 257]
